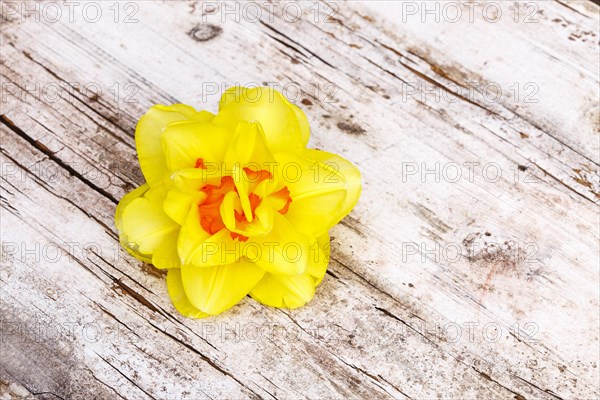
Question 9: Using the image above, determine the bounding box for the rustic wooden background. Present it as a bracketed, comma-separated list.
[1, 0, 599, 398]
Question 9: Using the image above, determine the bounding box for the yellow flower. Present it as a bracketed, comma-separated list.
[115, 87, 361, 318]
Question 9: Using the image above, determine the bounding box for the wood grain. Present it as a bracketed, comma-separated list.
[1, 1, 598, 398]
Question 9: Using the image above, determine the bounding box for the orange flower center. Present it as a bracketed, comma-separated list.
[195, 158, 291, 241]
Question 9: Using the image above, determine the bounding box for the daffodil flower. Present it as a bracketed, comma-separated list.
[115, 87, 361, 318]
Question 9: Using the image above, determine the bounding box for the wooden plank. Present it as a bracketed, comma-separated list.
[1, 1, 598, 398]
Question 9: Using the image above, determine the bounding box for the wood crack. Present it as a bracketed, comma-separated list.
[143, 321, 263, 399]
[472, 366, 527, 400]
[512, 374, 566, 400]
[0, 115, 119, 204]
[96, 354, 157, 400]
[555, 0, 591, 18]
[260, 21, 337, 69]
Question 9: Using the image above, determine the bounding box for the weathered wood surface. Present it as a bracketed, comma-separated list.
[1, 0, 599, 398]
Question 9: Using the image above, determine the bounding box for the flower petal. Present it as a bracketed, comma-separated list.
[115, 184, 153, 263]
[273, 151, 350, 237]
[177, 201, 213, 266]
[248, 213, 310, 276]
[166, 268, 209, 319]
[161, 121, 233, 172]
[152, 229, 181, 269]
[224, 120, 277, 171]
[224, 121, 277, 221]
[172, 167, 222, 192]
[181, 259, 265, 315]
[250, 272, 316, 309]
[135, 104, 213, 186]
[307, 233, 330, 286]
[304, 149, 362, 217]
[249, 233, 329, 309]
[121, 191, 179, 255]
[215, 86, 309, 153]
[115, 184, 149, 236]
[163, 188, 205, 226]
[291, 103, 310, 148]
[177, 203, 242, 267]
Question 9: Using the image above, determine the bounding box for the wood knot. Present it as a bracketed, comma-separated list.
[188, 24, 222, 42]
[337, 122, 366, 136]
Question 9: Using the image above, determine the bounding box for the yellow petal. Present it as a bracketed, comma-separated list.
[181, 259, 265, 315]
[219, 191, 238, 232]
[307, 233, 330, 286]
[161, 121, 233, 172]
[224, 121, 277, 221]
[173, 167, 222, 192]
[166, 268, 209, 318]
[115, 184, 149, 235]
[304, 149, 362, 216]
[249, 233, 328, 309]
[273, 151, 348, 237]
[220, 191, 273, 238]
[163, 188, 205, 226]
[215, 86, 309, 153]
[177, 204, 241, 267]
[246, 201, 274, 236]
[224, 120, 277, 172]
[291, 102, 310, 147]
[135, 104, 213, 186]
[177, 201, 212, 266]
[250, 272, 316, 309]
[143, 184, 171, 202]
[248, 213, 309, 276]
[152, 229, 181, 269]
[115, 184, 152, 263]
[122, 193, 179, 255]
